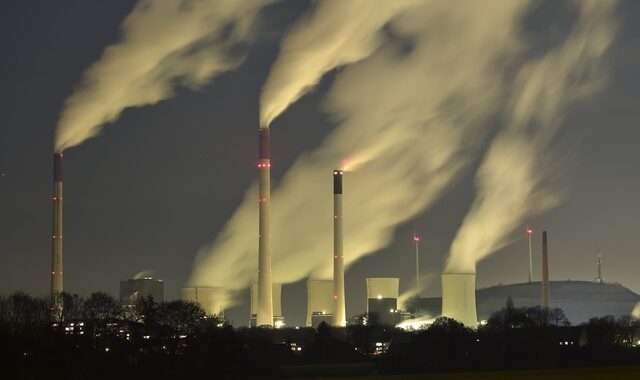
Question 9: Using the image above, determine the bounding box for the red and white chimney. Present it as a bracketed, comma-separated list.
[51, 152, 64, 318]
[256, 128, 273, 326]
[332, 170, 346, 326]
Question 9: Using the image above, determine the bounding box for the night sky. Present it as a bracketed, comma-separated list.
[1, 0, 639, 327]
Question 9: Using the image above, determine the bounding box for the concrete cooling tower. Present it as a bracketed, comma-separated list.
[366, 278, 400, 325]
[181, 287, 225, 317]
[441, 273, 477, 328]
[307, 279, 333, 327]
[250, 282, 284, 327]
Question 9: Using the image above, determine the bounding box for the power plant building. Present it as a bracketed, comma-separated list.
[366, 278, 401, 325]
[412, 280, 640, 325]
[119, 277, 164, 305]
[307, 279, 334, 327]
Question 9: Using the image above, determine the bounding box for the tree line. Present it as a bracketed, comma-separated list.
[1, 291, 638, 379]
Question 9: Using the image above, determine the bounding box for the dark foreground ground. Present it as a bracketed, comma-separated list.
[293, 366, 640, 380]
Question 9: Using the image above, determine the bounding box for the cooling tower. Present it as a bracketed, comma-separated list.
[366, 278, 400, 325]
[541, 230, 550, 309]
[307, 279, 333, 327]
[257, 127, 273, 326]
[332, 170, 346, 326]
[250, 282, 283, 327]
[181, 287, 225, 316]
[51, 152, 64, 318]
[441, 273, 477, 328]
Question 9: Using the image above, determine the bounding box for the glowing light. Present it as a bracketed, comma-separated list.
[526, 228, 533, 235]
[274, 320, 285, 329]
[377, 295, 382, 300]
[413, 235, 421, 242]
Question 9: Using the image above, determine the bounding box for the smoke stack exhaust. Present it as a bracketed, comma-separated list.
[541, 230, 550, 309]
[441, 273, 477, 328]
[257, 128, 273, 326]
[51, 152, 64, 319]
[332, 170, 346, 326]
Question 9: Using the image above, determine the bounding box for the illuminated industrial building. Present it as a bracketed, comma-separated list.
[119, 277, 164, 305]
[366, 278, 402, 325]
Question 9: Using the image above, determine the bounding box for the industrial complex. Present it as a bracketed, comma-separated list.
[50, 148, 640, 328]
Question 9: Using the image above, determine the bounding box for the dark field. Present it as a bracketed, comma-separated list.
[296, 366, 640, 380]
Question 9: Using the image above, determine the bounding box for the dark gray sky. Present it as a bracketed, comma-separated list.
[1, 0, 639, 327]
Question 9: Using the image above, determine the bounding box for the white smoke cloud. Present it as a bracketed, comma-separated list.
[259, 0, 421, 127]
[55, 0, 271, 151]
[398, 273, 437, 310]
[445, 0, 618, 273]
[189, 1, 533, 304]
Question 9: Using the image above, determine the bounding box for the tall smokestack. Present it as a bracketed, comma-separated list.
[541, 230, 550, 309]
[51, 152, 64, 319]
[257, 128, 273, 326]
[332, 170, 346, 326]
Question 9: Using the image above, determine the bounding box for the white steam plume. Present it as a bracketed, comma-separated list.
[55, 0, 271, 151]
[190, 1, 532, 306]
[446, 0, 618, 273]
[259, 0, 420, 127]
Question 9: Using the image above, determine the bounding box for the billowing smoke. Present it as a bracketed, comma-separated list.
[189, 1, 533, 305]
[55, 0, 271, 151]
[398, 273, 437, 310]
[259, 0, 420, 127]
[445, 0, 618, 273]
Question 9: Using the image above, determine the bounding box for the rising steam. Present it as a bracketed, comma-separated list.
[190, 1, 533, 305]
[445, 0, 618, 273]
[55, 0, 271, 151]
[259, 0, 420, 127]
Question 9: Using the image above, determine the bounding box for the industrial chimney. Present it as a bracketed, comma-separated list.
[257, 128, 273, 326]
[541, 230, 550, 309]
[250, 282, 284, 327]
[332, 170, 346, 326]
[51, 152, 64, 319]
[441, 273, 477, 328]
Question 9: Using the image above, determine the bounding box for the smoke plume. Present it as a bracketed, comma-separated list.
[445, 0, 618, 273]
[190, 1, 533, 304]
[259, 0, 420, 127]
[55, 0, 270, 151]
